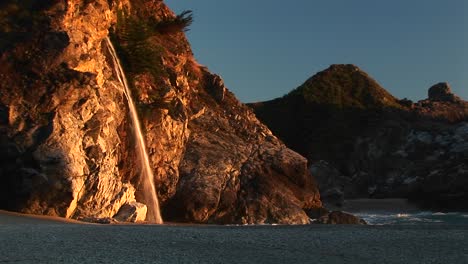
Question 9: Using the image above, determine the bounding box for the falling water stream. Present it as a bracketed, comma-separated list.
[105, 37, 163, 224]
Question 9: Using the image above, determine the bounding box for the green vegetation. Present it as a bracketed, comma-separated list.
[111, 8, 194, 116]
[112, 9, 193, 79]
[112, 9, 163, 78]
[288, 64, 402, 110]
[153, 10, 193, 34]
[251, 65, 408, 164]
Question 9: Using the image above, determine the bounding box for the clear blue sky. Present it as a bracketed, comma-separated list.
[165, 0, 467, 103]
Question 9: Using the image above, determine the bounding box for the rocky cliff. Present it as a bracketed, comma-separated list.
[250, 64, 468, 210]
[0, 0, 321, 224]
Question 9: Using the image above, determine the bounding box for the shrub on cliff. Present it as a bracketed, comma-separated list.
[152, 10, 193, 34]
[112, 9, 193, 79]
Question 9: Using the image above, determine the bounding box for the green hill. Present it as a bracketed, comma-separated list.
[287, 64, 402, 109]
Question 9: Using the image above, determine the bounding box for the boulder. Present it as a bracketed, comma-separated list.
[113, 202, 148, 223]
[313, 211, 367, 225]
[428, 82, 456, 102]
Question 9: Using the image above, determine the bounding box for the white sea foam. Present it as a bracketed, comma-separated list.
[432, 212, 446, 216]
[356, 211, 468, 225]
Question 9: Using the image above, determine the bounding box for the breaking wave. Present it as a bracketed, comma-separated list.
[355, 212, 468, 225]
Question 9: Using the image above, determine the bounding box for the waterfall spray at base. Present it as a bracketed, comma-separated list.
[105, 37, 163, 224]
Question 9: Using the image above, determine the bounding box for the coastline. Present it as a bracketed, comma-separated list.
[1, 206, 468, 263]
[0, 198, 460, 225]
[1, 220, 467, 263]
[0, 210, 86, 225]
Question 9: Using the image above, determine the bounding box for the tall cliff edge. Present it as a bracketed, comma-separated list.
[0, 0, 321, 224]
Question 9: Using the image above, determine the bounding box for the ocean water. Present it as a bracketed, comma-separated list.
[355, 211, 468, 225]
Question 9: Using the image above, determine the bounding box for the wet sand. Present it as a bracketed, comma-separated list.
[1, 210, 468, 264]
[0, 210, 86, 225]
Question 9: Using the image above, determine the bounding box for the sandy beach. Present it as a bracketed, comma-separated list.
[1, 210, 468, 264]
[0, 210, 87, 225]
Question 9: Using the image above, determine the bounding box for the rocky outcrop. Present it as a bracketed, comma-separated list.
[0, 0, 321, 224]
[164, 72, 321, 224]
[428, 82, 458, 102]
[0, 0, 133, 219]
[250, 64, 468, 210]
[309, 161, 346, 206]
[114, 202, 147, 222]
[313, 211, 367, 225]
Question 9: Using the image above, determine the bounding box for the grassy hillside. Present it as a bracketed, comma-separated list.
[288, 64, 402, 109]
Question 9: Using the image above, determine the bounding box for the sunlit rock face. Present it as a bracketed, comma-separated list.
[0, 0, 133, 219]
[0, 0, 321, 224]
[250, 65, 468, 210]
[166, 72, 321, 224]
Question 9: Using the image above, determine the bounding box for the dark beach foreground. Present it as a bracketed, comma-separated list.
[1, 210, 468, 264]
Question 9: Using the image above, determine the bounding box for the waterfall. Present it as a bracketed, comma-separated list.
[105, 37, 163, 224]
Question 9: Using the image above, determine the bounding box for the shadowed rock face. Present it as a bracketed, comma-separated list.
[428, 82, 457, 102]
[164, 72, 320, 224]
[313, 211, 366, 225]
[0, 0, 321, 224]
[250, 65, 468, 210]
